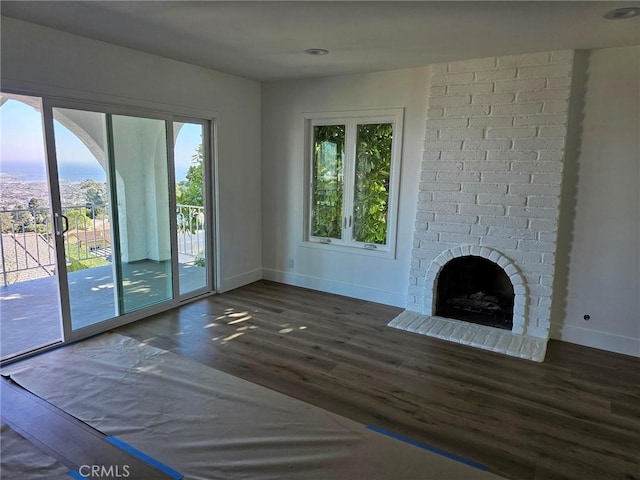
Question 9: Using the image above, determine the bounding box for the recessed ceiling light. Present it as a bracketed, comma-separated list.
[604, 7, 640, 19]
[305, 48, 330, 56]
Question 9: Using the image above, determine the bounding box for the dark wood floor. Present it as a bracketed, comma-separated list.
[116, 280, 639, 480]
[1, 378, 175, 479]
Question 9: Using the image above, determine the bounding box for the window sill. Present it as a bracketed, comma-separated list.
[300, 240, 396, 259]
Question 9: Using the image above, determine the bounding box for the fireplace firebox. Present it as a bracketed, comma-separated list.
[435, 256, 514, 330]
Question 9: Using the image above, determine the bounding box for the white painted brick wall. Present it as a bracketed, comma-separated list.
[408, 50, 574, 341]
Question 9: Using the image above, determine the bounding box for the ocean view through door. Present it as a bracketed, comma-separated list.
[52, 108, 176, 328]
[1, 93, 215, 361]
[0, 94, 63, 359]
[52, 107, 116, 329]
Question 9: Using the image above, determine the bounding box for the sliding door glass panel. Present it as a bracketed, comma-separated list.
[174, 121, 207, 296]
[52, 108, 118, 330]
[52, 107, 115, 330]
[0, 94, 63, 358]
[110, 115, 173, 313]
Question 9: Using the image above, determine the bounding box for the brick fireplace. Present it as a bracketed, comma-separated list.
[389, 50, 574, 362]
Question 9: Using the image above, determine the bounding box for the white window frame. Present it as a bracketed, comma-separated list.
[303, 108, 404, 258]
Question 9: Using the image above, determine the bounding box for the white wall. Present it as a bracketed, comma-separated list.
[261, 68, 430, 306]
[0, 17, 263, 291]
[262, 48, 639, 356]
[4, 17, 636, 356]
[552, 46, 640, 356]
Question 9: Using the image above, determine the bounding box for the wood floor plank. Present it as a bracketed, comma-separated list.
[397, 357, 626, 431]
[1, 378, 178, 479]
[463, 389, 640, 467]
[112, 280, 640, 480]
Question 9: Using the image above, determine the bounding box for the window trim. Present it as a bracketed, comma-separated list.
[302, 108, 404, 258]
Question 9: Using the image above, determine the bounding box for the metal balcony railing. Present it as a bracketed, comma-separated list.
[176, 204, 206, 263]
[0, 203, 205, 286]
[1, 206, 54, 286]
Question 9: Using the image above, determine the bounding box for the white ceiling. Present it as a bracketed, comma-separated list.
[2, 1, 639, 82]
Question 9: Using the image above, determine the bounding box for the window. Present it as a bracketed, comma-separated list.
[305, 109, 403, 256]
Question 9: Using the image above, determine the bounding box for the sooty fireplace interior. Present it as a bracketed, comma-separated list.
[435, 256, 514, 330]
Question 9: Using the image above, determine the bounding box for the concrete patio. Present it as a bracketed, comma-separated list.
[0, 262, 206, 359]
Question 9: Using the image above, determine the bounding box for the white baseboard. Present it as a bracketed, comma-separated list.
[262, 268, 406, 308]
[551, 323, 640, 357]
[219, 268, 263, 293]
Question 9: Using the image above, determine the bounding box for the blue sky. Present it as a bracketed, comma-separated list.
[0, 99, 200, 181]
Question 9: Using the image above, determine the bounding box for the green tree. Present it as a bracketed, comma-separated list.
[12, 206, 34, 232]
[311, 123, 392, 244]
[27, 197, 41, 210]
[176, 144, 204, 207]
[66, 208, 92, 231]
[0, 212, 14, 233]
[353, 124, 392, 244]
[312, 125, 344, 239]
[28, 197, 49, 227]
[80, 179, 107, 218]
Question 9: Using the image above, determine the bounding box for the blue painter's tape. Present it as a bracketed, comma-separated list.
[68, 471, 84, 479]
[365, 425, 487, 471]
[105, 436, 183, 479]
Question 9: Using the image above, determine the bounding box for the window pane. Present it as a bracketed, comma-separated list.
[312, 125, 344, 239]
[353, 123, 393, 244]
[174, 121, 208, 296]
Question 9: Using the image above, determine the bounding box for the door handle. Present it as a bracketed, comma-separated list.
[55, 213, 69, 235]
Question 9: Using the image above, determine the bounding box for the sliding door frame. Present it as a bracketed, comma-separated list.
[37, 95, 218, 346]
[173, 116, 216, 301]
[40, 100, 72, 343]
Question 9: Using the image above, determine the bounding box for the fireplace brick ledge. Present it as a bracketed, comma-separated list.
[388, 310, 548, 362]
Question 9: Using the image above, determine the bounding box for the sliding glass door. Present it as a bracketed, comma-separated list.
[1, 93, 215, 361]
[109, 114, 174, 314]
[51, 107, 116, 330]
[49, 106, 214, 336]
[174, 120, 211, 298]
[0, 93, 63, 359]
[50, 108, 183, 332]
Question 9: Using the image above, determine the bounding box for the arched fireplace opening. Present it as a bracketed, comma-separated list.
[435, 256, 514, 330]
